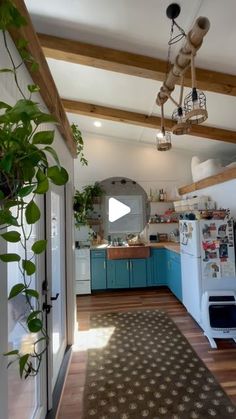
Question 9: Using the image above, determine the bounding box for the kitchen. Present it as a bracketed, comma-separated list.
[2, 1, 236, 418]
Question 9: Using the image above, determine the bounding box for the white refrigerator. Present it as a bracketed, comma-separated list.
[180, 219, 236, 325]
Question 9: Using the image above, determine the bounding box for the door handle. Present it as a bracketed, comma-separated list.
[51, 293, 59, 301]
[42, 302, 52, 314]
[130, 260, 132, 270]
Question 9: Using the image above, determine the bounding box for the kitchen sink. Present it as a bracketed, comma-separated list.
[107, 245, 150, 259]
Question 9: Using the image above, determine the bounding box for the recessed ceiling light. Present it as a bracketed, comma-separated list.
[94, 121, 102, 127]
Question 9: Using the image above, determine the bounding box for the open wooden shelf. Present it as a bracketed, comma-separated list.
[178, 167, 236, 195]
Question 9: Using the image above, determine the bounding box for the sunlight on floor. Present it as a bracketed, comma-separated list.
[73, 327, 115, 351]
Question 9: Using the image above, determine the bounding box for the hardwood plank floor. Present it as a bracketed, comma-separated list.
[57, 288, 236, 418]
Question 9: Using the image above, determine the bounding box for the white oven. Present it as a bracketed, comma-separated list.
[75, 248, 91, 294]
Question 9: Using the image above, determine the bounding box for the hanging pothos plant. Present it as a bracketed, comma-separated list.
[0, 1, 73, 378]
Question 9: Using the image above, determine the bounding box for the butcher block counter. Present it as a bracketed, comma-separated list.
[149, 242, 180, 254]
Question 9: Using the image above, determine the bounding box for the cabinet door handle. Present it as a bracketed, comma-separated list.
[127, 261, 129, 270]
[104, 261, 106, 269]
[130, 260, 132, 270]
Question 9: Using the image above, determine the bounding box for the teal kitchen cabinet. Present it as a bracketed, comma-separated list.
[147, 248, 167, 286]
[91, 249, 107, 290]
[107, 259, 130, 289]
[166, 250, 182, 301]
[130, 258, 147, 288]
[107, 258, 147, 289]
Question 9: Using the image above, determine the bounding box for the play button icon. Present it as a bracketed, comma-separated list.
[108, 197, 131, 222]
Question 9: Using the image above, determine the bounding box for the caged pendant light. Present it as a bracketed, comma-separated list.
[156, 104, 172, 151]
[184, 52, 208, 125]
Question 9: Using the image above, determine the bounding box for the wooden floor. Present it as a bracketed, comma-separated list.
[57, 288, 236, 418]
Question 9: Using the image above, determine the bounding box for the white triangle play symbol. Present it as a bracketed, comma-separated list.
[109, 197, 131, 222]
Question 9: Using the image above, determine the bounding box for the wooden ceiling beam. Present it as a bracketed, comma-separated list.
[38, 33, 236, 97]
[62, 98, 236, 144]
[8, 1, 77, 157]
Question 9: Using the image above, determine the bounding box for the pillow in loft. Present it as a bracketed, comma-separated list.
[191, 156, 223, 182]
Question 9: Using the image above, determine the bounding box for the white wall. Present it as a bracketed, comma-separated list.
[74, 133, 194, 196]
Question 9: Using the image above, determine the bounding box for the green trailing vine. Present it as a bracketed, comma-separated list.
[0, 1, 71, 378]
[71, 123, 88, 166]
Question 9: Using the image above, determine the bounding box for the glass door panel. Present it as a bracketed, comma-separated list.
[49, 187, 66, 390]
[7, 198, 47, 419]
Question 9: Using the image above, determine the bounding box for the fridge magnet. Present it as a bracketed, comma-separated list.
[217, 224, 227, 238]
[219, 243, 228, 258]
[204, 262, 220, 279]
[202, 224, 211, 239]
[209, 223, 217, 239]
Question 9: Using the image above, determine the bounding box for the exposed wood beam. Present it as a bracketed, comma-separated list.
[62, 99, 236, 144]
[8, 1, 76, 157]
[178, 167, 236, 195]
[38, 33, 236, 97]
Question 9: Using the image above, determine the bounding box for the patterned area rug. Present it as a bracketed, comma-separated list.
[82, 310, 236, 419]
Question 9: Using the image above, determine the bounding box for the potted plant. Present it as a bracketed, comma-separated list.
[74, 182, 104, 227]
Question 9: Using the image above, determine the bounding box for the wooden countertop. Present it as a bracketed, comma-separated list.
[92, 242, 180, 254]
[149, 242, 180, 254]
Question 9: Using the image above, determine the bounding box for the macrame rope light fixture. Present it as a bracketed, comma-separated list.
[156, 3, 210, 151]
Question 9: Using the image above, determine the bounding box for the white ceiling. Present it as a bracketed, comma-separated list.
[25, 0, 236, 159]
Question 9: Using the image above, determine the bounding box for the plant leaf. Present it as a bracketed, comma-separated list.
[8, 283, 25, 299]
[47, 166, 69, 185]
[27, 310, 41, 322]
[24, 288, 39, 298]
[31, 240, 47, 254]
[34, 177, 49, 194]
[19, 354, 29, 378]
[0, 253, 20, 262]
[0, 68, 14, 73]
[18, 184, 35, 198]
[32, 130, 54, 145]
[0, 209, 19, 226]
[27, 84, 40, 93]
[4, 349, 19, 356]
[25, 200, 40, 224]
[44, 146, 60, 167]
[1, 230, 21, 242]
[0, 153, 13, 172]
[30, 61, 39, 72]
[27, 318, 42, 333]
[34, 113, 58, 125]
[0, 101, 12, 110]
[22, 259, 36, 276]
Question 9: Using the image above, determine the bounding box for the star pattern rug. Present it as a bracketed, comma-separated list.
[82, 310, 236, 418]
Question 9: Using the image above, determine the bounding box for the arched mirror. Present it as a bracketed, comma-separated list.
[96, 177, 150, 241]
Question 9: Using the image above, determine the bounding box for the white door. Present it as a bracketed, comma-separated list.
[46, 185, 67, 405]
[0, 197, 47, 419]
